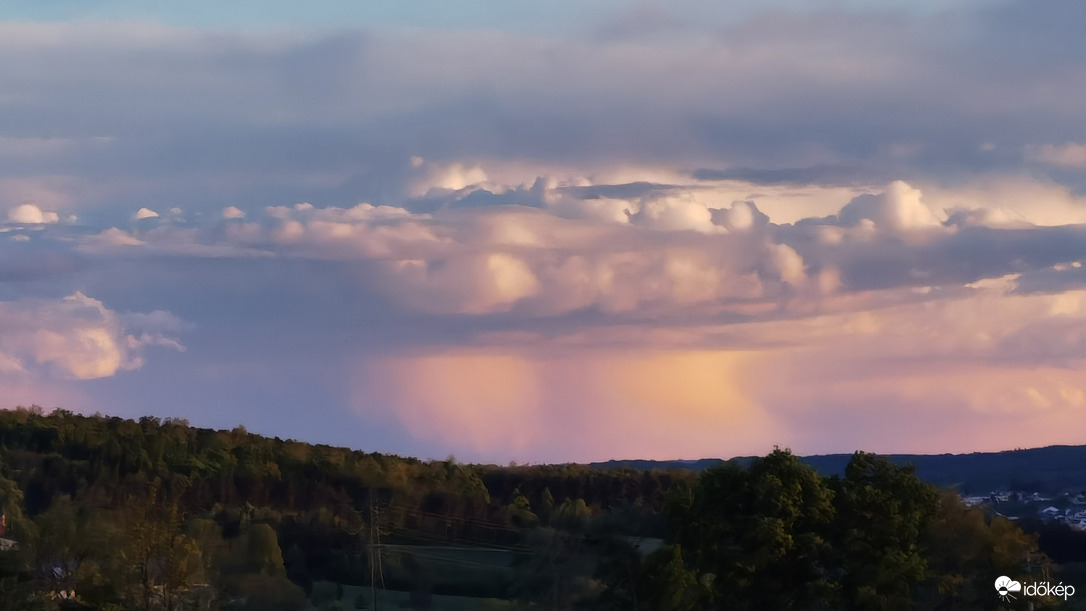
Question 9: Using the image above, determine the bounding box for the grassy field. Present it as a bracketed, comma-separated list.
[307, 544, 525, 610]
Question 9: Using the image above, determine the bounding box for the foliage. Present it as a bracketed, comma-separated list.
[0, 408, 1058, 609]
[668, 448, 837, 609]
[662, 449, 1050, 611]
[827, 451, 939, 610]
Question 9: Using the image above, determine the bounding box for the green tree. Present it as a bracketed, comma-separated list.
[828, 452, 939, 610]
[669, 449, 837, 610]
[638, 544, 702, 611]
[507, 488, 539, 527]
[540, 487, 555, 524]
[124, 478, 205, 609]
[551, 498, 591, 531]
[0, 469, 37, 608]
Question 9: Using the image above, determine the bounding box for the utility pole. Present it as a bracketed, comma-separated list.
[370, 495, 377, 610]
[369, 494, 384, 610]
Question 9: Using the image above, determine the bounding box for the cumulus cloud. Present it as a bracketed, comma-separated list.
[0, 293, 185, 380]
[918, 177, 1086, 227]
[84, 227, 146, 248]
[633, 194, 719, 233]
[7, 203, 59, 224]
[944, 207, 1030, 229]
[11, 174, 1086, 459]
[222, 206, 245, 219]
[134, 207, 159, 220]
[837, 181, 942, 231]
[546, 195, 637, 224]
[408, 159, 490, 197]
[388, 252, 541, 314]
[63, 178, 1086, 322]
[712, 200, 770, 232]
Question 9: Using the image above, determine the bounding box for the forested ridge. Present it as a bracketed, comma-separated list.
[0, 407, 1072, 610]
[596, 445, 1086, 495]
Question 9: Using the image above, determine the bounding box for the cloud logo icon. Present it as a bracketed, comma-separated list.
[995, 576, 1022, 601]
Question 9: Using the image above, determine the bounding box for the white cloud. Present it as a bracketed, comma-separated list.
[634, 194, 719, 233]
[409, 160, 489, 197]
[387, 252, 541, 314]
[547, 196, 636, 224]
[84, 227, 145, 247]
[8, 203, 60, 224]
[0, 292, 185, 380]
[61, 182, 1086, 320]
[768, 243, 806, 284]
[919, 177, 1086, 227]
[713, 200, 767, 232]
[838, 181, 942, 231]
[222, 205, 245, 219]
[134, 207, 159, 220]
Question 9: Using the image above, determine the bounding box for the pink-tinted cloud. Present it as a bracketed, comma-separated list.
[0, 293, 185, 380]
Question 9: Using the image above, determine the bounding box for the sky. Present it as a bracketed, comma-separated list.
[1, 0, 1085, 463]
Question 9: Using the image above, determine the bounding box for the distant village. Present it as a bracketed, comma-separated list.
[962, 490, 1086, 529]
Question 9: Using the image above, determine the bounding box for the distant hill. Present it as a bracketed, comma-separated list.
[591, 444, 1086, 494]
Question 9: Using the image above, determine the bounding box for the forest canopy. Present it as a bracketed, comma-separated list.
[0, 407, 1064, 610]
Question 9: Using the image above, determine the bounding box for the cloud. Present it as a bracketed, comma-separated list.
[387, 252, 541, 314]
[712, 200, 770, 232]
[84, 227, 146, 247]
[837, 181, 942, 231]
[371, 279, 1086, 459]
[918, 177, 1086, 227]
[4, 3, 1086, 462]
[222, 206, 245, 219]
[8, 175, 1082, 460]
[345, 261, 1086, 463]
[409, 159, 490, 197]
[7, 203, 59, 224]
[59, 179, 1086, 323]
[633, 194, 719, 233]
[134, 207, 159, 220]
[1027, 142, 1086, 168]
[1, 4, 1086, 219]
[548, 195, 636, 224]
[0, 293, 185, 380]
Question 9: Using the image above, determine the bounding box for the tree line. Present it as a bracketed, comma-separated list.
[0, 407, 1064, 609]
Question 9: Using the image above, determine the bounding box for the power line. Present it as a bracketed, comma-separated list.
[387, 526, 527, 550]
